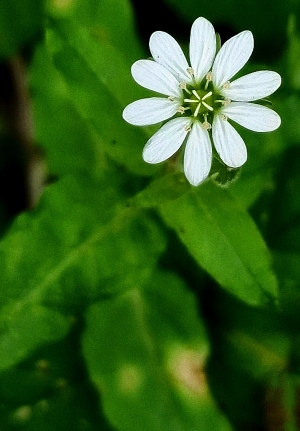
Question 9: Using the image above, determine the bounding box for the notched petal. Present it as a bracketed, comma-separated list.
[143, 117, 191, 164]
[222, 71, 281, 102]
[189, 17, 216, 83]
[223, 102, 281, 132]
[150, 31, 191, 83]
[184, 121, 212, 186]
[212, 30, 254, 89]
[212, 115, 247, 167]
[131, 60, 182, 98]
[122, 97, 179, 126]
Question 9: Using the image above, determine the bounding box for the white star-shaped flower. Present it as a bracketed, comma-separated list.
[122, 17, 281, 186]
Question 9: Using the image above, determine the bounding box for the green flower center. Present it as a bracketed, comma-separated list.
[177, 72, 230, 128]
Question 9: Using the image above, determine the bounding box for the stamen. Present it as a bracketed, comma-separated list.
[168, 96, 175, 101]
[179, 82, 191, 94]
[205, 71, 213, 90]
[177, 106, 185, 114]
[192, 90, 201, 100]
[187, 67, 194, 76]
[221, 114, 228, 121]
[202, 121, 212, 130]
[185, 124, 192, 132]
[214, 98, 231, 106]
[206, 71, 213, 81]
[194, 102, 201, 117]
[202, 101, 213, 112]
[223, 81, 230, 90]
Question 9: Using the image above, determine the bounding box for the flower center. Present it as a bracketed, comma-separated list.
[177, 72, 231, 128]
[184, 90, 214, 117]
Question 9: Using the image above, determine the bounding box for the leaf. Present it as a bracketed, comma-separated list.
[0, 173, 166, 370]
[82, 270, 233, 431]
[30, 44, 101, 177]
[160, 181, 278, 306]
[129, 171, 190, 209]
[46, 19, 154, 176]
[265, 147, 300, 253]
[47, 0, 143, 63]
[164, 0, 293, 62]
[0, 303, 71, 371]
[0, 0, 45, 58]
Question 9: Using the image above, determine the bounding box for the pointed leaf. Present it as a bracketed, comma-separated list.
[160, 182, 278, 305]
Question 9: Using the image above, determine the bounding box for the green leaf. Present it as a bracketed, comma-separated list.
[0, 0, 45, 58]
[82, 270, 232, 431]
[47, 0, 143, 62]
[129, 171, 190, 209]
[160, 182, 278, 306]
[30, 43, 101, 177]
[0, 173, 166, 370]
[164, 0, 293, 62]
[46, 19, 153, 176]
[265, 147, 300, 253]
[0, 303, 71, 371]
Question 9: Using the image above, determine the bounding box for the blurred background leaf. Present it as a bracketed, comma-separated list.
[0, 0, 45, 59]
[0, 172, 166, 370]
[83, 270, 232, 431]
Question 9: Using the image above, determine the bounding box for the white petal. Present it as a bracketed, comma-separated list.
[221, 71, 281, 101]
[212, 31, 254, 89]
[122, 97, 179, 126]
[132, 60, 182, 98]
[184, 121, 212, 186]
[149, 31, 192, 83]
[223, 102, 281, 132]
[189, 17, 216, 83]
[212, 115, 247, 167]
[143, 117, 191, 164]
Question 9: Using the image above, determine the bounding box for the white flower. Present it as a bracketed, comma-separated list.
[122, 17, 281, 186]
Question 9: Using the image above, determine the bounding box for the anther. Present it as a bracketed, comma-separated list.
[214, 98, 231, 106]
[221, 114, 228, 121]
[205, 71, 213, 90]
[177, 106, 186, 114]
[187, 67, 194, 76]
[223, 81, 230, 90]
[179, 82, 191, 94]
[185, 124, 192, 132]
[168, 96, 175, 101]
[206, 71, 213, 81]
[202, 121, 212, 130]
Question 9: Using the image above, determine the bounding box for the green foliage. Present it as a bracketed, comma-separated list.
[0, 0, 299, 430]
[0, 0, 45, 58]
[164, 0, 299, 62]
[160, 182, 278, 306]
[83, 270, 232, 431]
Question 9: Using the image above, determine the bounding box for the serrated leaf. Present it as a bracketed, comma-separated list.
[160, 182, 278, 306]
